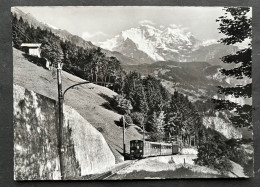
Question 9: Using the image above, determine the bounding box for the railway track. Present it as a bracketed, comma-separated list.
[87, 159, 139, 180]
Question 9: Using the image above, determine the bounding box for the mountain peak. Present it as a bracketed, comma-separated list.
[97, 21, 238, 65]
[100, 23, 201, 62]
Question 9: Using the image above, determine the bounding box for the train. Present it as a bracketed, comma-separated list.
[129, 140, 180, 159]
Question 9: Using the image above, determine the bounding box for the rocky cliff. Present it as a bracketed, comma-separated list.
[202, 116, 242, 139]
[14, 85, 115, 180]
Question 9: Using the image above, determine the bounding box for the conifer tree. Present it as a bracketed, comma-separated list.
[214, 7, 252, 130]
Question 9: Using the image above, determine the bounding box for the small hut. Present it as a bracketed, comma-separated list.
[21, 43, 41, 58]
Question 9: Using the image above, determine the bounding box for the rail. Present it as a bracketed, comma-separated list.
[85, 159, 139, 180]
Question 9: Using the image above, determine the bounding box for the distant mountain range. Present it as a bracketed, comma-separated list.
[13, 7, 238, 67]
[99, 23, 238, 66]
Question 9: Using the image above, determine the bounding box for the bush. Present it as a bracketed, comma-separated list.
[194, 142, 233, 174]
[130, 112, 145, 127]
[227, 140, 253, 177]
[96, 127, 104, 133]
[120, 114, 133, 127]
[111, 95, 133, 115]
[194, 128, 233, 174]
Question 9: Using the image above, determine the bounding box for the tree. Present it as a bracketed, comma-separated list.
[195, 7, 252, 175]
[130, 112, 145, 128]
[164, 91, 199, 145]
[194, 128, 233, 174]
[214, 7, 252, 130]
[91, 47, 105, 83]
[149, 111, 165, 142]
[111, 95, 133, 115]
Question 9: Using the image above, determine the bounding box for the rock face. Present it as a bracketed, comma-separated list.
[202, 116, 242, 139]
[63, 105, 116, 176]
[14, 85, 115, 180]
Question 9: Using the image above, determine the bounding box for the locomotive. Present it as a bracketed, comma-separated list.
[130, 140, 180, 159]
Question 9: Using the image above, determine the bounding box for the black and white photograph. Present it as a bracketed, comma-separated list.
[12, 6, 253, 180]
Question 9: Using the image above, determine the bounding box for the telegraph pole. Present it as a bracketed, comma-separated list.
[143, 124, 145, 142]
[57, 63, 64, 180]
[122, 115, 126, 160]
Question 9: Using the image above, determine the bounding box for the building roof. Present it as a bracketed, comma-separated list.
[21, 43, 41, 48]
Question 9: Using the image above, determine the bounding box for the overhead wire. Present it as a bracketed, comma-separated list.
[13, 24, 51, 58]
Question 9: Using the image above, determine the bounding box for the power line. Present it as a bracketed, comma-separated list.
[13, 24, 50, 57]
[13, 25, 34, 42]
[61, 73, 84, 83]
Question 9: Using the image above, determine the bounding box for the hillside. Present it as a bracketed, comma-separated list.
[11, 7, 140, 66]
[122, 61, 230, 102]
[13, 47, 142, 163]
[12, 7, 94, 50]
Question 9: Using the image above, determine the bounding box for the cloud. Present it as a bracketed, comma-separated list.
[82, 31, 107, 40]
[139, 20, 156, 26]
[169, 24, 181, 29]
[169, 24, 189, 32]
[159, 25, 165, 29]
[45, 23, 58, 30]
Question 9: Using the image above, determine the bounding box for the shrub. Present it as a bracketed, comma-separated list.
[130, 112, 145, 127]
[111, 95, 133, 115]
[119, 114, 133, 127]
[96, 127, 104, 133]
[194, 128, 233, 174]
[194, 142, 233, 174]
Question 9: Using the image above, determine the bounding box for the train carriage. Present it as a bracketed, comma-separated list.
[160, 142, 173, 155]
[130, 140, 179, 159]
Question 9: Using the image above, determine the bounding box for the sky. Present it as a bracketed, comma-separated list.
[17, 6, 243, 44]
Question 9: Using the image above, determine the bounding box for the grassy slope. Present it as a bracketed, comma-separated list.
[13, 48, 142, 163]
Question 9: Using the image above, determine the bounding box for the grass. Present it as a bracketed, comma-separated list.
[13, 48, 142, 162]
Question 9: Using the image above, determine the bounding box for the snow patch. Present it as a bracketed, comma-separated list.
[100, 23, 200, 61]
[180, 148, 198, 155]
[201, 39, 218, 46]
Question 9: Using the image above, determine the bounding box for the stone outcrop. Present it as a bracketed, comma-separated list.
[63, 105, 116, 176]
[14, 84, 115, 180]
[203, 116, 242, 139]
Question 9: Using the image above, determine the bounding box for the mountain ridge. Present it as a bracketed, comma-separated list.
[99, 23, 238, 66]
[11, 7, 141, 65]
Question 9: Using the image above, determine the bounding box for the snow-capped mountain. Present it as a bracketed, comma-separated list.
[99, 23, 237, 65]
[100, 23, 200, 64]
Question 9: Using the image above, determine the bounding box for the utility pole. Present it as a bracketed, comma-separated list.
[143, 124, 145, 142]
[57, 63, 64, 180]
[122, 115, 126, 160]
